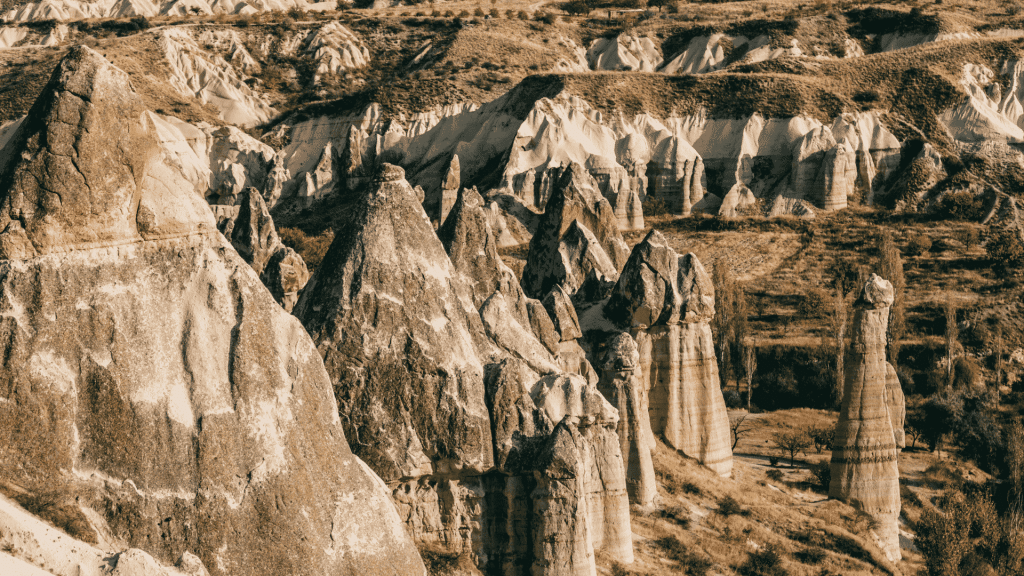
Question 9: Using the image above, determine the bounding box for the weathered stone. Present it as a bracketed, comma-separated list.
[295, 163, 495, 482]
[0, 47, 426, 576]
[230, 187, 279, 275]
[259, 246, 311, 313]
[607, 231, 732, 476]
[438, 154, 460, 224]
[528, 299, 561, 354]
[225, 188, 309, 311]
[829, 274, 902, 563]
[297, 141, 334, 203]
[522, 163, 630, 299]
[597, 333, 657, 508]
[543, 285, 584, 342]
[484, 360, 634, 574]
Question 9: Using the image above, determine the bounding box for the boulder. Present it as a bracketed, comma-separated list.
[829, 274, 903, 563]
[605, 231, 732, 476]
[0, 47, 426, 576]
[521, 163, 630, 299]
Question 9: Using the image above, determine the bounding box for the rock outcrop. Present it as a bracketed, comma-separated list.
[437, 154, 460, 224]
[295, 164, 633, 574]
[597, 333, 657, 508]
[586, 33, 663, 72]
[486, 359, 634, 575]
[227, 188, 310, 312]
[829, 274, 903, 563]
[605, 231, 733, 476]
[521, 163, 630, 299]
[0, 47, 426, 576]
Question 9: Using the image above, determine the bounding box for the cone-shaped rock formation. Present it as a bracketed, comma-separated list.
[606, 230, 733, 476]
[829, 274, 903, 562]
[295, 164, 633, 574]
[0, 47, 426, 576]
[522, 163, 630, 299]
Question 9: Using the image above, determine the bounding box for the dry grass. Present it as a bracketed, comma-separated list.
[611, 432, 903, 576]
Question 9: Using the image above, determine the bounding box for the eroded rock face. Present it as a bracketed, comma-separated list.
[297, 164, 632, 574]
[597, 333, 657, 508]
[295, 163, 495, 482]
[227, 188, 310, 312]
[521, 163, 630, 299]
[0, 47, 426, 576]
[486, 360, 634, 575]
[829, 274, 903, 563]
[437, 154, 461, 224]
[605, 230, 733, 476]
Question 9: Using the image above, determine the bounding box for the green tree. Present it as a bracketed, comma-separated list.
[985, 226, 1024, 270]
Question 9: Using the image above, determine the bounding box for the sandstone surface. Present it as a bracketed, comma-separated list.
[829, 274, 903, 563]
[0, 46, 426, 576]
[605, 230, 733, 476]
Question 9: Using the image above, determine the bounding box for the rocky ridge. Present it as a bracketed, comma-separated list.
[0, 46, 425, 576]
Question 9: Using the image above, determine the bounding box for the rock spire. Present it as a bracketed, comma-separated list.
[829, 274, 904, 562]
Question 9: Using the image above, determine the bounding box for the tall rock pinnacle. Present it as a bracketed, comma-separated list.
[829, 273, 904, 562]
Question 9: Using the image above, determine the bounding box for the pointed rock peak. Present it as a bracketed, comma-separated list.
[230, 187, 280, 274]
[457, 185, 484, 210]
[858, 273, 895, 309]
[0, 46, 213, 258]
[678, 253, 715, 323]
[443, 155, 461, 190]
[606, 229, 680, 328]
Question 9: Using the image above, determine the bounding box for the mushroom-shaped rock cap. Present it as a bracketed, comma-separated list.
[857, 273, 895, 309]
[607, 231, 715, 327]
[376, 162, 407, 183]
[602, 332, 640, 371]
[0, 46, 214, 259]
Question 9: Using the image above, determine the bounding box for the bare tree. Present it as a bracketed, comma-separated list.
[743, 342, 756, 411]
[878, 230, 907, 368]
[731, 413, 753, 451]
[943, 296, 960, 390]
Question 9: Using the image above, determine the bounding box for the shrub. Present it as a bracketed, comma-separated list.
[795, 546, 827, 565]
[15, 491, 97, 544]
[564, 0, 592, 15]
[811, 460, 831, 490]
[658, 506, 691, 528]
[535, 11, 557, 23]
[278, 227, 335, 271]
[473, 7, 485, 16]
[738, 544, 787, 576]
[767, 469, 784, 482]
[653, 536, 713, 575]
[517, 10, 529, 19]
[798, 287, 832, 319]
[680, 480, 703, 496]
[951, 356, 982, 389]
[906, 233, 933, 256]
[724, 389, 743, 408]
[718, 495, 744, 516]
[937, 191, 985, 221]
[985, 226, 1024, 270]
[644, 196, 670, 216]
